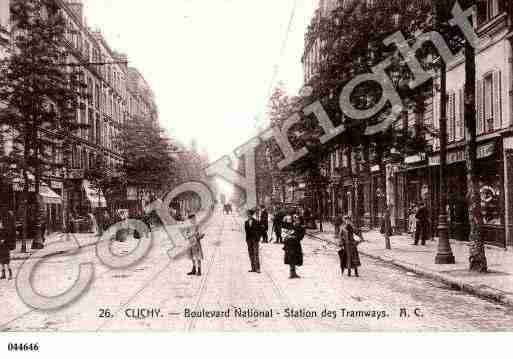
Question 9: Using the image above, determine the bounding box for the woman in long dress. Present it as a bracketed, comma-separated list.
[339, 215, 364, 277]
[0, 215, 13, 280]
[408, 204, 417, 238]
[283, 215, 305, 279]
[186, 214, 204, 276]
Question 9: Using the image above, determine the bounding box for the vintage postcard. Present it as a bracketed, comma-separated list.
[1, 1, 513, 349]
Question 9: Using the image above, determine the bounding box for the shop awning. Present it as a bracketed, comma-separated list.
[38, 185, 62, 204]
[83, 180, 107, 208]
[12, 173, 62, 204]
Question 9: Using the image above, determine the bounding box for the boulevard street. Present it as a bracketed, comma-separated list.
[1, 211, 513, 332]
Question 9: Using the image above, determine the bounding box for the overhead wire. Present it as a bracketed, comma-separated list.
[255, 0, 299, 130]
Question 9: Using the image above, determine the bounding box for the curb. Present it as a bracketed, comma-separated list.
[358, 248, 513, 309]
[10, 238, 101, 262]
[305, 230, 513, 309]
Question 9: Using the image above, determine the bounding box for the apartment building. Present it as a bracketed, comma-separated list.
[299, 0, 513, 247]
[1, 0, 159, 232]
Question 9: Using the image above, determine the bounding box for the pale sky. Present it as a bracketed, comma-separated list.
[83, 0, 318, 161]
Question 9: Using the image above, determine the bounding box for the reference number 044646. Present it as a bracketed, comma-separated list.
[8, 343, 40, 352]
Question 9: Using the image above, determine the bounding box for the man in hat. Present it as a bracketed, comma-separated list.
[259, 205, 269, 243]
[244, 208, 261, 273]
[414, 202, 430, 245]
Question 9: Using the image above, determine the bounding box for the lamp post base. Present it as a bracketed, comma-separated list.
[435, 214, 455, 264]
[435, 252, 455, 264]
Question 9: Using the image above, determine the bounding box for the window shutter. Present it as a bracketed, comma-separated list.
[493, 70, 502, 130]
[433, 91, 439, 129]
[448, 92, 455, 142]
[456, 88, 464, 140]
[477, 79, 484, 135]
[433, 91, 440, 149]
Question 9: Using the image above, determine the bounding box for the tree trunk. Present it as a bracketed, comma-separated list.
[31, 124, 43, 249]
[21, 127, 30, 253]
[464, 42, 487, 272]
[21, 170, 28, 254]
[377, 147, 391, 249]
[363, 140, 371, 228]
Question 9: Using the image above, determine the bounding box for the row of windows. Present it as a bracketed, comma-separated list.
[319, 69, 504, 177]
[63, 16, 125, 97]
[70, 145, 120, 172]
[75, 106, 122, 153]
[60, 6, 153, 128]
[432, 70, 503, 147]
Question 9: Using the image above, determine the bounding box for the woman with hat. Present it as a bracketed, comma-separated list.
[283, 215, 305, 279]
[339, 215, 364, 277]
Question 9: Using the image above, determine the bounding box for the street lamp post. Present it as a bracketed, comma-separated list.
[435, 59, 455, 264]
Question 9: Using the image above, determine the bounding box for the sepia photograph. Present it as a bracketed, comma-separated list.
[0, 0, 513, 354]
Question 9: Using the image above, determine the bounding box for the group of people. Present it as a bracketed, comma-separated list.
[407, 202, 431, 246]
[244, 207, 306, 278]
[244, 206, 364, 279]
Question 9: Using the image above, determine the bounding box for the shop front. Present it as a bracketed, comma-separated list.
[400, 139, 506, 247]
[370, 165, 385, 228]
[65, 178, 107, 233]
[12, 175, 63, 236]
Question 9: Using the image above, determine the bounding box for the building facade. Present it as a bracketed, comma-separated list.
[1, 0, 159, 233]
[297, 0, 513, 247]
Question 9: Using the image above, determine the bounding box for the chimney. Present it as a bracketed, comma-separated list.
[66, 1, 83, 25]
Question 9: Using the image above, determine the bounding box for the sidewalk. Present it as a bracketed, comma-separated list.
[309, 222, 513, 308]
[10, 232, 100, 261]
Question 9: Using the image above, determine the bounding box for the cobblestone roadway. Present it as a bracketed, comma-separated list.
[1, 212, 513, 331]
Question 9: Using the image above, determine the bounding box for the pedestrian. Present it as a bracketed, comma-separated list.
[339, 215, 364, 277]
[281, 213, 294, 242]
[103, 210, 111, 231]
[0, 215, 13, 280]
[334, 213, 343, 240]
[408, 204, 417, 238]
[244, 209, 261, 273]
[381, 205, 392, 249]
[283, 215, 305, 279]
[186, 214, 205, 276]
[414, 202, 430, 245]
[272, 207, 284, 244]
[6, 210, 16, 251]
[259, 205, 269, 243]
[382, 205, 392, 236]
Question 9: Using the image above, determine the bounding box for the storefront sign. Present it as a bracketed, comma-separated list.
[429, 150, 464, 166]
[67, 169, 85, 179]
[405, 153, 426, 164]
[477, 143, 495, 159]
[429, 143, 495, 166]
[127, 187, 138, 201]
[50, 181, 63, 190]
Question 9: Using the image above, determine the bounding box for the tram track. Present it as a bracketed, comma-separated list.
[231, 215, 306, 332]
[95, 215, 220, 331]
[185, 213, 232, 331]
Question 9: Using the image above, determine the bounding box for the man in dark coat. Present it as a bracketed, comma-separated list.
[414, 202, 430, 245]
[244, 209, 261, 273]
[259, 206, 269, 243]
[272, 208, 284, 244]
